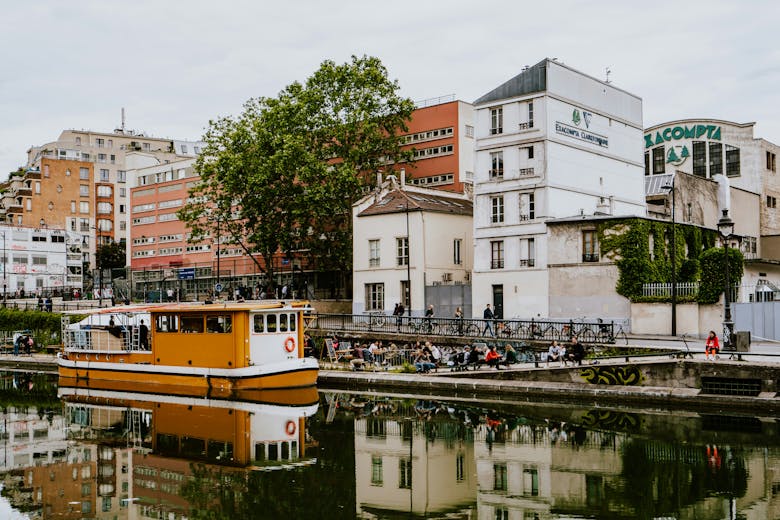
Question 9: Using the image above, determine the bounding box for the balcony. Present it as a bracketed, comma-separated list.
[519, 258, 535, 267]
[582, 253, 599, 263]
[518, 122, 534, 130]
[15, 187, 32, 197]
[490, 260, 504, 269]
[6, 204, 23, 214]
[490, 127, 503, 135]
[518, 167, 535, 176]
[25, 169, 41, 179]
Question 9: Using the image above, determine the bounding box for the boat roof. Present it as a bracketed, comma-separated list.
[62, 300, 311, 316]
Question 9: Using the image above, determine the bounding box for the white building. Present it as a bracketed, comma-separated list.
[352, 174, 473, 316]
[0, 224, 83, 296]
[471, 58, 646, 319]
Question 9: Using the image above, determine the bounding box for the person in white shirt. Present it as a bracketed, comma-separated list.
[547, 340, 565, 366]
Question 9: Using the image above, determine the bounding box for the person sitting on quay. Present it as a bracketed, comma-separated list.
[547, 340, 565, 366]
[485, 345, 502, 369]
[566, 336, 585, 366]
[468, 344, 484, 368]
[503, 343, 518, 365]
[705, 330, 720, 361]
[414, 347, 436, 373]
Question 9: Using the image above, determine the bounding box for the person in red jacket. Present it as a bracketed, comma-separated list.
[485, 345, 502, 369]
[705, 330, 720, 360]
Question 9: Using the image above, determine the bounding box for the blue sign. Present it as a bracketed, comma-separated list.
[281, 258, 290, 265]
[178, 268, 195, 280]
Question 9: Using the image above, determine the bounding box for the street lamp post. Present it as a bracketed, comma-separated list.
[717, 209, 735, 348]
[1, 231, 6, 307]
[399, 200, 412, 317]
[662, 178, 677, 336]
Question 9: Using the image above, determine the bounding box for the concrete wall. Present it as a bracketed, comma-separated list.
[630, 302, 721, 337]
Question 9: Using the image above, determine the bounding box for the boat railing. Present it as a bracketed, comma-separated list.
[63, 327, 148, 353]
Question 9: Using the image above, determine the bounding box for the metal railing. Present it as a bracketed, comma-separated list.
[308, 313, 616, 343]
[642, 282, 700, 298]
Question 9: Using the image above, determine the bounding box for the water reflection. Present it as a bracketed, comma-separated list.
[0, 372, 778, 519]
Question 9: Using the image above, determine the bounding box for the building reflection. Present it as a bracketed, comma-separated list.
[337, 392, 780, 520]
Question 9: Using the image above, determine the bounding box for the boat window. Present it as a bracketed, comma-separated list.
[207, 315, 232, 334]
[267, 314, 277, 333]
[207, 440, 233, 462]
[180, 436, 206, 460]
[253, 315, 264, 333]
[181, 315, 204, 334]
[289, 313, 296, 332]
[155, 314, 179, 333]
[279, 314, 288, 332]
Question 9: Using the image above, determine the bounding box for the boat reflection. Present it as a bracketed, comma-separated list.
[30, 385, 318, 519]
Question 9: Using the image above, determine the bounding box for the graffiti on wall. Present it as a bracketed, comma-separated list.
[580, 365, 643, 386]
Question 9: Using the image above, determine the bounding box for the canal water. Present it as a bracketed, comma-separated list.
[0, 371, 777, 519]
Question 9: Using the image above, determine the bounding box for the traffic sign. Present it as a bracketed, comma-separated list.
[214, 283, 223, 293]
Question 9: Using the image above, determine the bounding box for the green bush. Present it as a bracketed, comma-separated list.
[698, 247, 744, 304]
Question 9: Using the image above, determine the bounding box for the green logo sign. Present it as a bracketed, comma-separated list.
[572, 109, 581, 126]
[644, 124, 721, 149]
[666, 145, 689, 166]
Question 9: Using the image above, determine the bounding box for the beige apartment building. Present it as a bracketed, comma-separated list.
[0, 128, 202, 274]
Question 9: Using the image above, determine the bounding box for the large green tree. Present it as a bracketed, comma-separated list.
[179, 55, 414, 287]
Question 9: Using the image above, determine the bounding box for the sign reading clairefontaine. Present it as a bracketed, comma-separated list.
[644, 124, 721, 149]
[555, 108, 609, 148]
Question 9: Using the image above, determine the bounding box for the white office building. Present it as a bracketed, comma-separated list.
[471, 58, 646, 319]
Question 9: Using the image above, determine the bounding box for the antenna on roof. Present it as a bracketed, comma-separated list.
[522, 65, 529, 71]
[121, 108, 126, 131]
[605, 67, 612, 83]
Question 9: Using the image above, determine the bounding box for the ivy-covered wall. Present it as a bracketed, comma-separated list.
[598, 218, 742, 304]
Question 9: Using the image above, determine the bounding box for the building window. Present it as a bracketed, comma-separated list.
[465, 125, 474, 138]
[97, 202, 112, 214]
[369, 239, 380, 267]
[100, 169, 109, 181]
[97, 185, 112, 197]
[725, 145, 740, 177]
[142, 142, 150, 151]
[709, 142, 723, 176]
[520, 237, 535, 267]
[491, 196, 504, 223]
[742, 236, 757, 256]
[652, 147, 665, 175]
[80, 202, 89, 214]
[70, 201, 76, 213]
[523, 468, 540, 496]
[490, 107, 503, 135]
[117, 170, 126, 182]
[371, 456, 383, 486]
[453, 239, 462, 265]
[365, 283, 384, 311]
[398, 458, 412, 489]
[494, 463, 508, 491]
[79, 167, 89, 180]
[400, 280, 410, 309]
[519, 192, 534, 221]
[110, 154, 116, 164]
[528, 101, 534, 128]
[79, 185, 89, 197]
[490, 151, 504, 179]
[767, 151, 777, 172]
[644, 152, 650, 176]
[692, 141, 707, 177]
[119, 187, 126, 197]
[491, 241, 504, 269]
[182, 144, 188, 154]
[526, 145, 534, 159]
[75, 137, 81, 145]
[95, 138, 104, 148]
[767, 195, 777, 209]
[35, 181, 40, 194]
[194, 146, 200, 154]
[686, 202, 693, 222]
[97, 153, 106, 163]
[583, 230, 599, 262]
[396, 237, 408, 266]
[44, 165, 49, 177]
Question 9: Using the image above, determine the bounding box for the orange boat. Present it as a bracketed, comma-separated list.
[57, 301, 318, 393]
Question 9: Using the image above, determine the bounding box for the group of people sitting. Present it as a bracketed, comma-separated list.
[545, 336, 586, 366]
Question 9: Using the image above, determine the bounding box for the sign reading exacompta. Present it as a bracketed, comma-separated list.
[644, 124, 721, 148]
[555, 122, 609, 148]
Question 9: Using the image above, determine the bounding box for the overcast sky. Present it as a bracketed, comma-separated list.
[1, 0, 778, 177]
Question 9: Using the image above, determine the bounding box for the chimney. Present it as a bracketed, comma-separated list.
[400, 167, 406, 187]
[376, 169, 383, 187]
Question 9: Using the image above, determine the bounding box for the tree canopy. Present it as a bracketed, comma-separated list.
[178, 55, 415, 287]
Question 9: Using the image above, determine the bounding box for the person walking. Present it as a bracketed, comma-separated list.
[393, 303, 404, 331]
[705, 330, 720, 360]
[454, 307, 464, 335]
[482, 304, 495, 337]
